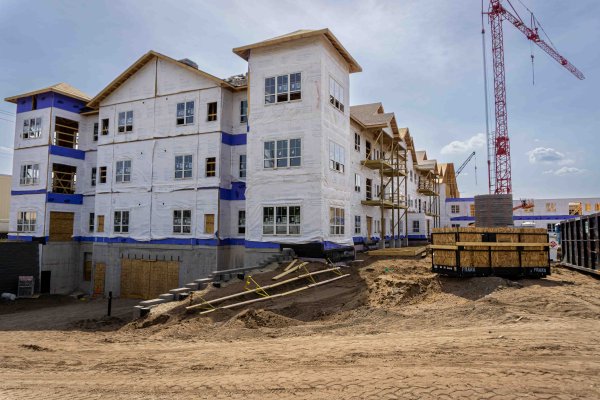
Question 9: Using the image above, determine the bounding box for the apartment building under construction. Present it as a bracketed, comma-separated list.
[4, 29, 453, 296]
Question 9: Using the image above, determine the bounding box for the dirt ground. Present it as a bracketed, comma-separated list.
[1, 256, 599, 399]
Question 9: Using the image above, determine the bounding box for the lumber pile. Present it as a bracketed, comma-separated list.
[367, 246, 428, 258]
[431, 227, 550, 278]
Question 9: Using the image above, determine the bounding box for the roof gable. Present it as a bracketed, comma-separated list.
[5, 82, 90, 104]
[233, 29, 362, 73]
[87, 50, 234, 108]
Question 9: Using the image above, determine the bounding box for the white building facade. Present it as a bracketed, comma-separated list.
[5, 29, 444, 295]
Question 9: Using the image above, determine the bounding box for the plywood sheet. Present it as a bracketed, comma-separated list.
[94, 262, 106, 295]
[49, 212, 74, 241]
[120, 259, 180, 299]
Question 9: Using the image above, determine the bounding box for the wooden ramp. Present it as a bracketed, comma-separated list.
[367, 246, 428, 258]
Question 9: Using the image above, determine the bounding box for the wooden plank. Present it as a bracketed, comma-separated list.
[272, 262, 308, 280]
[283, 259, 298, 271]
[430, 245, 458, 250]
[93, 262, 105, 295]
[456, 242, 549, 247]
[197, 274, 350, 315]
[186, 267, 341, 312]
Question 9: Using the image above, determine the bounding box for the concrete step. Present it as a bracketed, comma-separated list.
[139, 298, 166, 307]
[158, 293, 174, 301]
[133, 305, 152, 319]
[169, 287, 190, 294]
[185, 282, 199, 290]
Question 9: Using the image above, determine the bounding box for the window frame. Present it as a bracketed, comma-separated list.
[113, 210, 129, 234]
[262, 205, 301, 236]
[176, 101, 195, 126]
[17, 210, 36, 232]
[354, 132, 360, 152]
[117, 111, 133, 133]
[22, 117, 42, 139]
[174, 154, 193, 180]
[451, 204, 460, 214]
[205, 157, 216, 177]
[101, 118, 109, 135]
[412, 220, 420, 233]
[238, 210, 246, 235]
[115, 160, 132, 183]
[263, 138, 301, 169]
[354, 215, 361, 235]
[99, 166, 107, 184]
[240, 100, 248, 123]
[19, 163, 40, 185]
[172, 209, 192, 235]
[93, 122, 99, 142]
[207, 102, 218, 122]
[329, 77, 345, 112]
[89, 212, 95, 233]
[329, 207, 345, 236]
[329, 141, 345, 173]
[264, 73, 302, 104]
[239, 154, 247, 178]
[91, 167, 97, 187]
[354, 173, 361, 193]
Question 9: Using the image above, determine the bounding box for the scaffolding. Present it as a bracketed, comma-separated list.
[360, 127, 408, 248]
[415, 166, 441, 229]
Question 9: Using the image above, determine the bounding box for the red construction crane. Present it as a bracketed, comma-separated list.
[484, 0, 585, 194]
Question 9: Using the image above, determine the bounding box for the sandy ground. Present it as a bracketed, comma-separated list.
[0, 257, 599, 399]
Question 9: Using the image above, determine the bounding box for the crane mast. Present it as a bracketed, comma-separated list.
[484, 0, 584, 194]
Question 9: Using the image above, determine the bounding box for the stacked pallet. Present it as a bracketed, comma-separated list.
[474, 194, 513, 227]
[431, 227, 550, 277]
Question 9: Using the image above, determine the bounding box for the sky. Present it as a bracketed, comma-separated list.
[0, 0, 598, 198]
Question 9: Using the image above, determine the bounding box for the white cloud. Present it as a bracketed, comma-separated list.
[553, 166, 586, 176]
[440, 133, 485, 155]
[527, 147, 573, 165]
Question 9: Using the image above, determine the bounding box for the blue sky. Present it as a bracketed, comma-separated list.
[0, 0, 598, 198]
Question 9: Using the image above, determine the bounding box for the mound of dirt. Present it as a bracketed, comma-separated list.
[229, 309, 301, 329]
[368, 274, 441, 307]
[70, 316, 126, 331]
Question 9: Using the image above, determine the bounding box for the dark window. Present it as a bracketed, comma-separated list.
[239, 154, 246, 178]
[93, 122, 98, 142]
[91, 167, 97, 187]
[101, 119, 109, 135]
[206, 157, 216, 177]
[99, 166, 107, 184]
[240, 100, 248, 123]
[207, 102, 218, 121]
[238, 210, 246, 234]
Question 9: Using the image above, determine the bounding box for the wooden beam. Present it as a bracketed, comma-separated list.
[186, 267, 341, 312]
[273, 262, 308, 280]
[196, 274, 350, 315]
[456, 242, 550, 247]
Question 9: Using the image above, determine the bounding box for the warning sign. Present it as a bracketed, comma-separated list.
[550, 240, 558, 249]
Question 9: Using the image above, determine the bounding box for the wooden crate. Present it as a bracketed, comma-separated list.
[431, 227, 549, 275]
